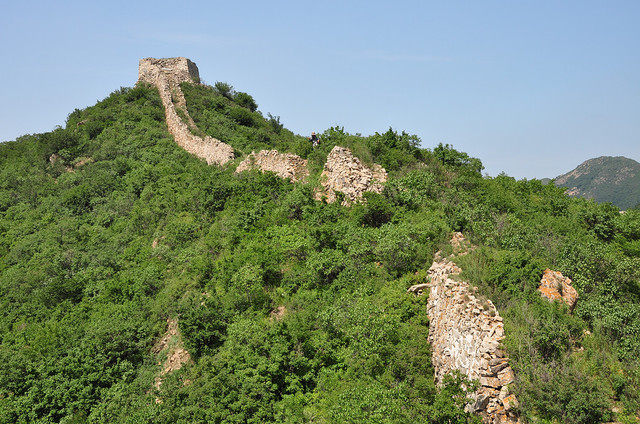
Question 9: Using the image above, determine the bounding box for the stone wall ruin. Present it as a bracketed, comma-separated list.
[235, 149, 309, 182]
[538, 269, 579, 311]
[317, 146, 388, 204]
[410, 233, 521, 424]
[137, 58, 389, 205]
[138, 57, 235, 166]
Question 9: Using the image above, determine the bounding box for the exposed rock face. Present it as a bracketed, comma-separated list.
[317, 146, 387, 204]
[236, 149, 309, 182]
[152, 318, 191, 390]
[538, 269, 578, 311]
[138, 57, 234, 165]
[412, 233, 520, 424]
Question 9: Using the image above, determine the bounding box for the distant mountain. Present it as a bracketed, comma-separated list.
[554, 156, 640, 209]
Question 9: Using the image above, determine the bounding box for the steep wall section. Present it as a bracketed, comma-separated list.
[317, 146, 387, 204]
[236, 149, 309, 182]
[138, 57, 234, 165]
[410, 233, 520, 424]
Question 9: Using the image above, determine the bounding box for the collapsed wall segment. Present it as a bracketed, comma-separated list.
[317, 146, 387, 204]
[410, 233, 521, 424]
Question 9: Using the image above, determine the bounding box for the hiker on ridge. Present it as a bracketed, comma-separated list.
[309, 132, 319, 148]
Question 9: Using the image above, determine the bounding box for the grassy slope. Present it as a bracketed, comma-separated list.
[0, 82, 639, 423]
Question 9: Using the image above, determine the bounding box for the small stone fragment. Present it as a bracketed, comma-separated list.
[503, 394, 519, 411]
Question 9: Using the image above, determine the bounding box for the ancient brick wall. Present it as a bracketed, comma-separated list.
[235, 150, 309, 182]
[138, 57, 234, 166]
[317, 146, 387, 204]
[410, 233, 521, 424]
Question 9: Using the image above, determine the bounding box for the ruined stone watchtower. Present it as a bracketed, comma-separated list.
[138, 57, 201, 86]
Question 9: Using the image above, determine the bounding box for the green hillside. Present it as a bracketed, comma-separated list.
[1, 82, 639, 424]
[554, 156, 640, 210]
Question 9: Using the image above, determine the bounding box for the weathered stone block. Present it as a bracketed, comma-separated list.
[538, 269, 579, 311]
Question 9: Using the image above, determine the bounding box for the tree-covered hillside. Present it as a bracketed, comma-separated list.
[0, 82, 639, 424]
[554, 156, 640, 210]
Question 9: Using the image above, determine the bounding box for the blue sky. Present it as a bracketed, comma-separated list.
[1, 0, 638, 178]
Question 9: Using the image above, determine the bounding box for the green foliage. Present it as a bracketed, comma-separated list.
[234, 91, 258, 112]
[433, 142, 484, 175]
[1, 79, 639, 423]
[214, 81, 234, 98]
[353, 192, 394, 227]
[266, 113, 283, 134]
[228, 106, 256, 127]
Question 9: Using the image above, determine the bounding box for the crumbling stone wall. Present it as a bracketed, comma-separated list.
[317, 146, 387, 204]
[410, 233, 520, 424]
[152, 318, 191, 391]
[236, 149, 309, 182]
[138, 57, 234, 165]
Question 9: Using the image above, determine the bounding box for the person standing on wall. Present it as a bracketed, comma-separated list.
[309, 132, 319, 148]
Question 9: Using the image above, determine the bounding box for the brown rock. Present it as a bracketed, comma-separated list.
[538, 269, 579, 311]
[498, 367, 515, 386]
[489, 358, 509, 367]
[472, 393, 491, 411]
[491, 361, 510, 374]
[480, 376, 501, 388]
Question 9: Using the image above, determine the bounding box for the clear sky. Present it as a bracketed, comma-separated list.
[1, 0, 638, 178]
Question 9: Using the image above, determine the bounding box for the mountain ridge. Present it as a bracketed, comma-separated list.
[553, 155, 640, 210]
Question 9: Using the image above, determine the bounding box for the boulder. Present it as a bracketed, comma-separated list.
[538, 269, 579, 311]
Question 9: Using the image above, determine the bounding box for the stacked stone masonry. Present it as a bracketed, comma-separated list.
[409, 233, 521, 424]
[235, 150, 309, 182]
[138, 57, 235, 165]
[317, 146, 388, 204]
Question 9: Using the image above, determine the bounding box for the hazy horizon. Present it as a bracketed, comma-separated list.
[1, 0, 638, 179]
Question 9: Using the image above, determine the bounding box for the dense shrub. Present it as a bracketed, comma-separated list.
[228, 107, 256, 127]
[234, 91, 258, 111]
[213, 81, 234, 98]
[0, 79, 639, 424]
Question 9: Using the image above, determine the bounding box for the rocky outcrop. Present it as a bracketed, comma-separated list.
[410, 233, 520, 424]
[538, 269, 578, 311]
[152, 318, 191, 390]
[138, 57, 234, 165]
[236, 149, 309, 182]
[317, 146, 387, 204]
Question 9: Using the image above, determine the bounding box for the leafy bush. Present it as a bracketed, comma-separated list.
[213, 81, 234, 98]
[180, 297, 227, 357]
[228, 107, 256, 127]
[234, 91, 258, 111]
